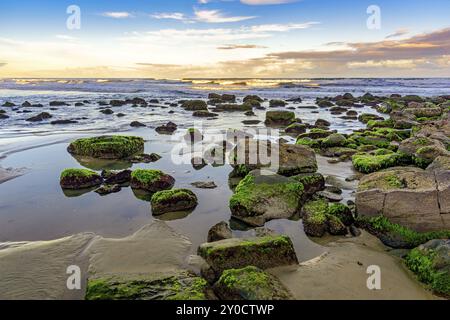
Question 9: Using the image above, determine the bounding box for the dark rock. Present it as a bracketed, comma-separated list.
[130, 121, 146, 127]
[207, 221, 232, 242]
[95, 184, 121, 196]
[26, 112, 52, 122]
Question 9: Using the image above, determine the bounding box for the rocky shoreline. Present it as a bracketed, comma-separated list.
[0, 92, 449, 299]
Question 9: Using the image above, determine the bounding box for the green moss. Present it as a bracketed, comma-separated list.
[86, 275, 208, 300]
[296, 137, 320, 148]
[151, 189, 195, 204]
[367, 119, 394, 129]
[303, 199, 328, 224]
[413, 137, 431, 146]
[352, 152, 411, 174]
[265, 111, 295, 124]
[131, 169, 163, 184]
[60, 168, 98, 179]
[357, 216, 450, 248]
[405, 248, 449, 296]
[68, 135, 144, 159]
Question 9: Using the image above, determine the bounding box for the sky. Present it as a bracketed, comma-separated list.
[0, 0, 449, 78]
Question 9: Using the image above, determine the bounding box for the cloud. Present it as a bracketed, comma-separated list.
[55, 35, 78, 41]
[151, 12, 186, 20]
[217, 44, 268, 50]
[385, 28, 409, 39]
[101, 12, 133, 19]
[250, 22, 319, 32]
[194, 9, 256, 23]
[0, 62, 7, 67]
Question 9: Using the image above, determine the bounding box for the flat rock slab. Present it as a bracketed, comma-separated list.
[356, 167, 450, 232]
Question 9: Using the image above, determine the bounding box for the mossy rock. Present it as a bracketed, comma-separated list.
[192, 110, 218, 117]
[301, 199, 352, 237]
[291, 172, 325, 198]
[229, 170, 304, 226]
[60, 168, 103, 189]
[181, 100, 208, 111]
[85, 271, 209, 300]
[265, 111, 295, 126]
[285, 123, 306, 135]
[317, 99, 334, 108]
[405, 239, 449, 297]
[356, 216, 450, 249]
[358, 113, 383, 124]
[214, 104, 252, 112]
[151, 189, 198, 215]
[352, 152, 410, 173]
[214, 266, 293, 300]
[101, 169, 132, 184]
[130, 169, 175, 193]
[244, 95, 263, 103]
[198, 235, 298, 275]
[297, 129, 333, 140]
[269, 99, 287, 107]
[296, 137, 321, 149]
[67, 135, 144, 159]
[321, 133, 347, 148]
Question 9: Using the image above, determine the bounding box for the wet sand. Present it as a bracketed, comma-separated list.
[271, 231, 438, 300]
[0, 221, 192, 300]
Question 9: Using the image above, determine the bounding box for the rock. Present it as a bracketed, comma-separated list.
[229, 140, 317, 177]
[398, 136, 448, 168]
[285, 123, 307, 135]
[50, 119, 78, 125]
[100, 108, 114, 115]
[427, 155, 450, 172]
[242, 120, 261, 125]
[191, 157, 207, 170]
[350, 225, 362, 237]
[405, 107, 443, 118]
[358, 113, 383, 124]
[214, 104, 252, 112]
[85, 271, 209, 300]
[352, 152, 410, 174]
[129, 153, 162, 163]
[301, 199, 349, 237]
[49, 101, 68, 106]
[198, 235, 298, 275]
[0, 114, 10, 119]
[321, 133, 347, 148]
[207, 222, 232, 242]
[68, 136, 144, 159]
[229, 170, 304, 226]
[317, 99, 334, 108]
[2, 102, 15, 107]
[130, 121, 146, 127]
[265, 111, 295, 126]
[193, 110, 218, 117]
[181, 100, 208, 111]
[405, 239, 449, 296]
[75, 102, 84, 106]
[269, 100, 287, 107]
[60, 169, 103, 189]
[191, 181, 217, 189]
[26, 112, 52, 122]
[109, 100, 126, 107]
[244, 110, 256, 116]
[316, 190, 343, 202]
[213, 266, 293, 300]
[155, 121, 177, 134]
[95, 184, 121, 196]
[356, 167, 449, 232]
[151, 189, 198, 215]
[243, 95, 263, 103]
[130, 169, 175, 193]
[101, 169, 132, 184]
[298, 128, 335, 140]
[184, 128, 203, 144]
[22, 101, 32, 107]
[292, 173, 326, 198]
[315, 119, 331, 127]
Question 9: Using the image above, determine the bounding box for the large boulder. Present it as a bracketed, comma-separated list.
[67, 135, 144, 159]
[60, 168, 103, 189]
[229, 170, 304, 226]
[213, 266, 293, 300]
[398, 136, 449, 168]
[356, 167, 450, 232]
[130, 169, 175, 193]
[198, 235, 298, 275]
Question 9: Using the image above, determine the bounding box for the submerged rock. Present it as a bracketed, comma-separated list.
[26, 112, 52, 122]
[213, 266, 293, 300]
[198, 235, 298, 275]
[191, 181, 217, 189]
[130, 121, 146, 127]
[60, 168, 103, 189]
[101, 169, 132, 184]
[181, 100, 208, 111]
[155, 121, 177, 134]
[269, 99, 287, 107]
[150, 189, 198, 215]
[95, 184, 121, 196]
[67, 135, 144, 159]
